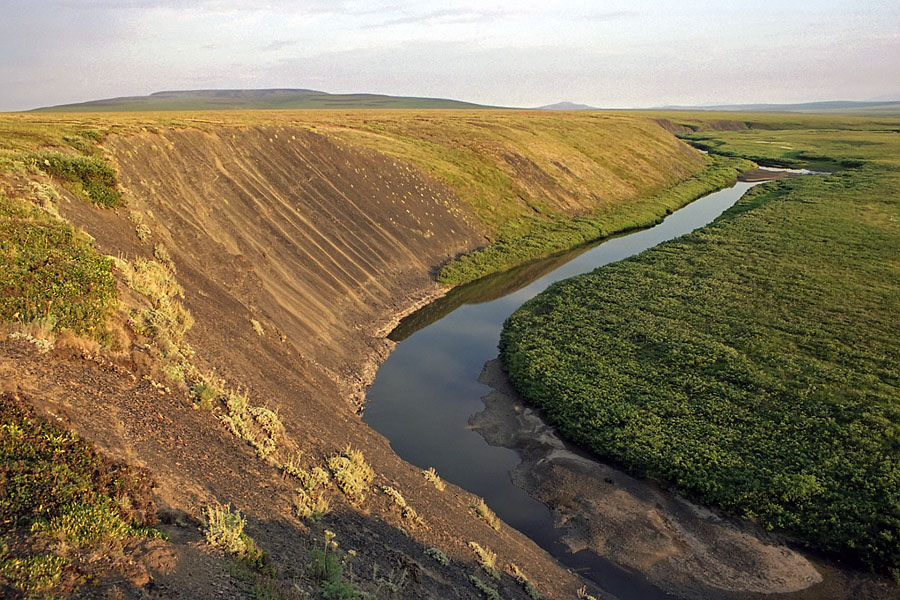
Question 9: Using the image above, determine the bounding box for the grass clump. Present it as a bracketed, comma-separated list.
[218, 388, 284, 459]
[425, 547, 450, 566]
[29, 151, 122, 207]
[382, 486, 421, 524]
[422, 467, 445, 491]
[203, 504, 269, 573]
[0, 550, 69, 596]
[0, 193, 117, 342]
[468, 542, 499, 580]
[508, 564, 543, 600]
[471, 497, 500, 531]
[288, 461, 331, 522]
[576, 586, 599, 600]
[117, 256, 195, 381]
[328, 446, 375, 505]
[501, 118, 900, 578]
[469, 574, 500, 600]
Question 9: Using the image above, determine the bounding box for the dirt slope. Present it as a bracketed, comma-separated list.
[1, 114, 712, 599]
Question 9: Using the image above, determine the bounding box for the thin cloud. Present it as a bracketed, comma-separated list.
[367, 7, 522, 28]
[584, 10, 635, 21]
[261, 39, 300, 52]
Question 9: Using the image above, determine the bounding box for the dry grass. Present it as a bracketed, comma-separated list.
[471, 497, 500, 531]
[422, 467, 445, 491]
[467, 542, 499, 580]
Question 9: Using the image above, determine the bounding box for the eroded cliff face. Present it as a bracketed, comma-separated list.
[1, 114, 713, 599]
[107, 126, 486, 405]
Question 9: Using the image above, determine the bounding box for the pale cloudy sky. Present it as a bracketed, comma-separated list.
[2, 0, 899, 111]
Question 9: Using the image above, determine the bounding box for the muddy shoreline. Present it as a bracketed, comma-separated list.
[470, 359, 899, 600]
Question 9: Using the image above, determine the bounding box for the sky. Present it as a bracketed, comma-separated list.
[2, 0, 899, 111]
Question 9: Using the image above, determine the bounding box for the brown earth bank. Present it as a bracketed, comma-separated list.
[471, 360, 900, 600]
[2, 115, 856, 599]
[2, 115, 706, 599]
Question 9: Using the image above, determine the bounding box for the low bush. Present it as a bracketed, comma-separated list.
[29, 151, 122, 207]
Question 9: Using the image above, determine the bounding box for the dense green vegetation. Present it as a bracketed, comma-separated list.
[0, 393, 160, 596]
[437, 154, 752, 284]
[29, 152, 122, 207]
[500, 116, 900, 578]
[0, 193, 117, 340]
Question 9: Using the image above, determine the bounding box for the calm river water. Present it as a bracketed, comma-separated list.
[364, 179, 770, 599]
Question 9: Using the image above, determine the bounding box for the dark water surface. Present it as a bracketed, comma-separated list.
[363, 181, 765, 599]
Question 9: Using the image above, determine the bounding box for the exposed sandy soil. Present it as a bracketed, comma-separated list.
[471, 359, 900, 600]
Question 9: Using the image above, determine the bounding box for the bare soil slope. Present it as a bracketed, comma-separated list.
[1, 113, 713, 599]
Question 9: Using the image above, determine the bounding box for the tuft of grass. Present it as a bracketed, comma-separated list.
[382, 486, 422, 524]
[218, 388, 284, 459]
[289, 462, 331, 522]
[29, 151, 122, 207]
[469, 574, 500, 600]
[0, 193, 118, 343]
[508, 564, 543, 600]
[203, 504, 269, 573]
[128, 210, 152, 241]
[422, 467, 445, 491]
[328, 446, 375, 505]
[425, 547, 450, 566]
[577, 586, 599, 600]
[471, 497, 500, 531]
[118, 256, 195, 381]
[250, 318, 264, 336]
[468, 542, 499, 580]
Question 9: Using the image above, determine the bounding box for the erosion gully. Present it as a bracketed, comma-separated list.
[363, 172, 804, 599]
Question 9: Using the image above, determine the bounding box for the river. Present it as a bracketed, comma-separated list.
[363, 177, 781, 598]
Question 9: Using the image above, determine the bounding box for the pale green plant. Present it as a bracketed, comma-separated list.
[422, 467, 445, 491]
[468, 542, 499, 580]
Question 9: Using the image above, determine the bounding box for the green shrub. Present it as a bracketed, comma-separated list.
[425, 547, 450, 566]
[202, 504, 268, 572]
[0, 551, 68, 595]
[0, 194, 117, 341]
[469, 574, 500, 600]
[30, 151, 122, 207]
[328, 446, 375, 504]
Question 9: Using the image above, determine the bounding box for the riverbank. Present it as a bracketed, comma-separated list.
[474, 359, 900, 600]
[500, 116, 900, 587]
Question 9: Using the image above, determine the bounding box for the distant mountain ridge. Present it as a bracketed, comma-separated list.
[537, 101, 599, 111]
[30, 88, 496, 112]
[652, 100, 900, 114]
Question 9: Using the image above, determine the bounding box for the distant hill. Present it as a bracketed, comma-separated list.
[30, 88, 496, 112]
[537, 101, 599, 111]
[652, 100, 900, 114]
